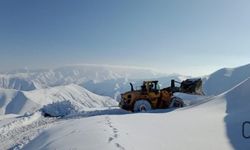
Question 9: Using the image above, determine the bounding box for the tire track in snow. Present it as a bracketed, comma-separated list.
[0, 113, 58, 150]
[105, 116, 125, 150]
[0, 108, 129, 150]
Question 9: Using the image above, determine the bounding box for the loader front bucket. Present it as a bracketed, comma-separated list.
[180, 78, 204, 95]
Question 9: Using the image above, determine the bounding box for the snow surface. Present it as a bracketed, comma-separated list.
[11, 78, 249, 150]
[0, 64, 250, 150]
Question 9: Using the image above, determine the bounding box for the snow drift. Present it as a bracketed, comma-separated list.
[42, 100, 82, 117]
[203, 63, 250, 95]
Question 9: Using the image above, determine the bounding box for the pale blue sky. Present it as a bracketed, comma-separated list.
[0, 0, 249, 76]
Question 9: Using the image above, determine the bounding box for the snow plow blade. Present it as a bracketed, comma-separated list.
[180, 78, 204, 95]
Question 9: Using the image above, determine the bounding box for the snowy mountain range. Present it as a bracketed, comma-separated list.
[0, 64, 187, 99]
[1, 63, 250, 97]
[0, 63, 250, 115]
[0, 64, 164, 91]
[0, 64, 171, 115]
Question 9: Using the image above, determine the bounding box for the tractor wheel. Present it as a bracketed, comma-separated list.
[170, 97, 184, 108]
[133, 100, 152, 112]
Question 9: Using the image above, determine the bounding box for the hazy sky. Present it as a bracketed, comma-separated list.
[0, 0, 249, 76]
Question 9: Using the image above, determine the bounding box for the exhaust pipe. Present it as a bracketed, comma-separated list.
[130, 83, 134, 91]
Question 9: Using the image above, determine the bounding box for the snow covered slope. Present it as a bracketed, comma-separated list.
[0, 88, 39, 115]
[22, 78, 250, 150]
[203, 63, 250, 95]
[24, 84, 117, 109]
[0, 84, 117, 115]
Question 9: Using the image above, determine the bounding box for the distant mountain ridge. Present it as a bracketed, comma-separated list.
[1, 63, 250, 99]
[0, 64, 166, 91]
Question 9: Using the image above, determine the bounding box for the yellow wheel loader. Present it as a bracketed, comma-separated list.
[119, 78, 204, 112]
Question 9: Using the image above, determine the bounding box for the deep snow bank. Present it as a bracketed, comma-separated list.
[223, 77, 250, 113]
[174, 92, 211, 106]
[223, 78, 250, 150]
[42, 100, 83, 117]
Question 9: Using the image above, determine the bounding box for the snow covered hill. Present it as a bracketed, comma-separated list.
[0, 88, 39, 115]
[25, 84, 117, 110]
[22, 77, 250, 150]
[0, 84, 117, 115]
[203, 63, 250, 95]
